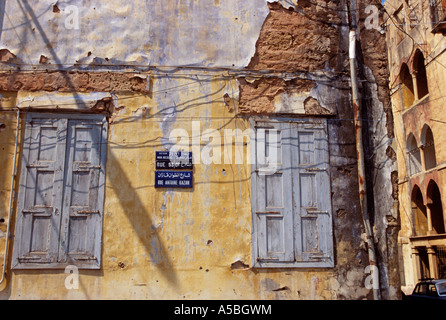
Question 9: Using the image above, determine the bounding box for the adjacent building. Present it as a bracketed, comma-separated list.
[384, 0, 446, 295]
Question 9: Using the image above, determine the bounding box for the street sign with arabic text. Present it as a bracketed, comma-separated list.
[155, 170, 193, 188]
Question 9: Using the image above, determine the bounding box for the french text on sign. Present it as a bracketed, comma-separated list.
[156, 151, 193, 169]
[155, 170, 193, 188]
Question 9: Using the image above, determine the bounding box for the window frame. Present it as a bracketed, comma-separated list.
[250, 117, 334, 269]
[12, 112, 108, 270]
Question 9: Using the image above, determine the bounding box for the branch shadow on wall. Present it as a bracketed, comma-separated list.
[105, 150, 179, 288]
[7, 1, 180, 294]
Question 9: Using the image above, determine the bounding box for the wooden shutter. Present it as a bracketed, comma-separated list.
[58, 117, 107, 269]
[251, 119, 333, 268]
[13, 113, 107, 269]
[292, 121, 333, 267]
[252, 121, 294, 266]
[13, 116, 68, 268]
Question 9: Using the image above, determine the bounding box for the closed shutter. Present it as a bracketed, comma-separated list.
[292, 122, 333, 267]
[13, 113, 107, 269]
[13, 116, 67, 266]
[253, 122, 294, 264]
[58, 118, 107, 268]
[252, 119, 333, 268]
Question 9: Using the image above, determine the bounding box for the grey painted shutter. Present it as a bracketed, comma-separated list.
[251, 119, 333, 268]
[58, 117, 107, 269]
[13, 113, 107, 269]
[292, 121, 333, 267]
[13, 116, 68, 267]
[253, 122, 294, 264]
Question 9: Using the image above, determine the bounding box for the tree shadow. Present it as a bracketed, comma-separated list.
[105, 148, 179, 287]
[6, 1, 180, 292]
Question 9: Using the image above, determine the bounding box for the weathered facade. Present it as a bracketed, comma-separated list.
[0, 0, 399, 299]
[384, 0, 446, 295]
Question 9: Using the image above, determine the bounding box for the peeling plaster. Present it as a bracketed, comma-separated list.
[267, 0, 298, 10]
[154, 76, 181, 150]
[230, 260, 249, 270]
[131, 105, 151, 118]
[273, 91, 306, 114]
[15, 91, 114, 110]
[0, 0, 290, 69]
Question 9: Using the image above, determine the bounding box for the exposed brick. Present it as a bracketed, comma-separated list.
[248, 2, 342, 72]
[0, 71, 148, 93]
[239, 1, 344, 114]
[239, 77, 315, 114]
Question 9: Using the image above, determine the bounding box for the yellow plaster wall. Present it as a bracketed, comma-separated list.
[0, 76, 356, 300]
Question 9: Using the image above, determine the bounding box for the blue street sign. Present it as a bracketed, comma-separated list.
[155, 170, 193, 188]
[156, 151, 193, 169]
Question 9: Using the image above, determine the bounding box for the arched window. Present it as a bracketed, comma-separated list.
[400, 63, 414, 108]
[421, 125, 437, 170]
[427, 180, 445, 234]
[413, 50, 429, 99]
[412, 185, 428, 236]
[407, 133, 422, 175]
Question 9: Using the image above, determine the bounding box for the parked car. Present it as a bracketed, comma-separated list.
[404, 279, 446, 300]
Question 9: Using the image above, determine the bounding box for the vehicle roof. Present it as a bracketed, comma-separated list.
[417, 279, 446, 284]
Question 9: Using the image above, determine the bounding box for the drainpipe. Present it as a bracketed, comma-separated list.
[349, 30, 381, 300]
[0, 108, 20, 285]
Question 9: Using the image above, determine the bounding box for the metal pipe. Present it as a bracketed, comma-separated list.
[0, 108, 20, 285]
[349, 30, 381, 300]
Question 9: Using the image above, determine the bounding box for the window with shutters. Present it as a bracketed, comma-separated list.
[251, 119, 334, 268]
[12, 113, 108, 269]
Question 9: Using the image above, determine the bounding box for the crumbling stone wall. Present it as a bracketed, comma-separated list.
[0, 0, 399, 300]
[239, 1, 347, 115]
[238, 0, 399, 299]
[0, 71, 148, 93]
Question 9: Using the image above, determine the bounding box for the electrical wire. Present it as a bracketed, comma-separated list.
[0, 2, 443, 119]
